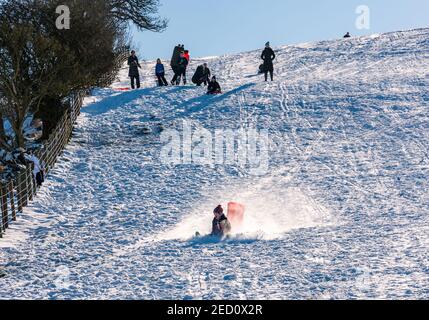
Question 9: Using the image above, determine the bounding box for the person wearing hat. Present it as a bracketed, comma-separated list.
[207, 76, 221, 94]
[211, 205, 231, 237]
[128, 50, 142, 89]
[261, 42, 276, 81]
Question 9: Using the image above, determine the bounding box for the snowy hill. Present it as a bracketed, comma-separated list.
[1, 28, 429, 299]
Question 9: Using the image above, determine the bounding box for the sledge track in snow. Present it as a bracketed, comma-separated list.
[1, 29, 429, 299]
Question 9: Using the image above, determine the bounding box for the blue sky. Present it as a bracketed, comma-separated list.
[132, 0, 429, 60]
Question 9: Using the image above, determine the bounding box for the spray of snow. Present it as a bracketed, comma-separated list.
[155, 178, 334, 241]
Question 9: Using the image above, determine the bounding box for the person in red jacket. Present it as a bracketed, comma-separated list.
[181, 50, 190, 84]
[183, 50, 190, 62]
[171, 52, 189, 85]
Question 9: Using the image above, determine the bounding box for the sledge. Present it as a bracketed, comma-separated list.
[244, 74, 260, 79]
[138, 126, 152, 135]
[227, 202, 245, 228]
[113, 87, 131, 91]
[170, 84, 196, 88]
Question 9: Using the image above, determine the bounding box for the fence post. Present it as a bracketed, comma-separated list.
[1, 184, 8, 231]
[65, 111, 71, 143]
[0, 48, 128, 238]
[8, 181, 16, 221]
[0, 185, 3, 238]
[26, 166, 34, 202]
[31, 166, 37, 195]
[17, 170, 26, 211]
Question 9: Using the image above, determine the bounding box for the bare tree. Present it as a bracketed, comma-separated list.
[0, 0, 167, 149]
[109, 0, 168, 32]
[0, 4, 77, 147]
[0, 101, 12, 151]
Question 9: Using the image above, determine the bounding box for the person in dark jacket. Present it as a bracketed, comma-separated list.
[344, 32, 351, 38]
[170, 45, 182, 73]
[155, 59, 168, 86]
[170, 44, 183, 86]
[192, 63, 211, 86]
[211, 205, 232, 237]
[261, 42, 275, 81]
[207, 76, 221, 94]
[172, 52, 189, 85]
[128, 50, 142, 89]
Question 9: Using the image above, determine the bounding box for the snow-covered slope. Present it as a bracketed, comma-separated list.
[1, 29, 429, 299]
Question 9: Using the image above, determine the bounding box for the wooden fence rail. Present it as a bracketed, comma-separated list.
[0, 48, 129, 238]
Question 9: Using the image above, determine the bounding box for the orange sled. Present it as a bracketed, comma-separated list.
[227, 202, 245, 228]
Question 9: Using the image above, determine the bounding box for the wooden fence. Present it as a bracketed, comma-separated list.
[0, 48, 129, 238]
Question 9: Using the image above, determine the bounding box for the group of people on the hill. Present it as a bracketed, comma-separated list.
[128, 33, 354, 93]
[128, 44, 220, 94]
[129, 37, 384, 92]
[166, 44, 221, 94]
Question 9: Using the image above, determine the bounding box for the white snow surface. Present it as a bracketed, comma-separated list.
[1, 29, 429, 299]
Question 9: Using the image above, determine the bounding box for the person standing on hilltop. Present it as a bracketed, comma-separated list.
[128, 50, 142, 89]
[172, 51, 189, 85]
[170, 44, 182, 85]
[261, 42, 276, 82]
[155, 58, 168, 86]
